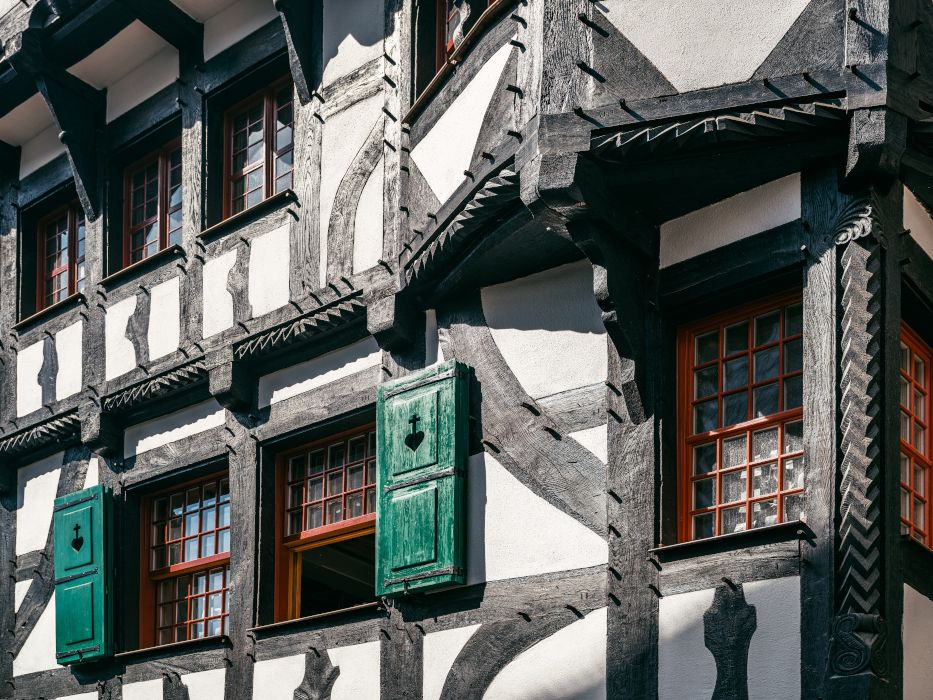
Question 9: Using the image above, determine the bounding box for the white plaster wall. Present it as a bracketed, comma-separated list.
[904, 186, 933, 261]
[258, 336, 381, 408]
[123, 399, 226, 458]
[122, 679, 163, 700]
[14, 580, 31, 612]
[481, 261, 606, 400]
[16, 453, 62, 556]
[84, 457, 100, 489]
[352, 157, 385, 274]
[106, 46, 179, 122]
[658, 587, 717, 700]
[0, 0, 18, 18]
[466, 452, 607, 585]
[203, 0, 278, 60]
[53, 693, 98, 700]
[181, 669, 226, 700]
[410, 41, 513, 205]
[147, 277, 181, 362]
[16, 339, 45, 417]
[328, 641, 380, 700]
[600, 0, 811, 93]
[425, 309, 441, 366]
[252, 654, 306, 700]
[660, 173, 801, 268]
[55, 320, 83, 401]
[105, 295, 138, 380]
[485, 607, 607, 700]
[248, 224, 290, 317]
[423, 624, 481, 700]
[319, 94, 383, 286]
[568, 423, 608, 465]
[322, 0, 383, 85]
[14, 591, 57, 676]
[202, 249, 237, 338]
[19, 124, 66, 179]
[904, 585, 933, 700]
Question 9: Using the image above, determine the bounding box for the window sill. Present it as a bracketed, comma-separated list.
[251, 601, 384, 637]
[115, 634, 230, 661]
[13, 293, 86, 332]
[650, 520, 810, 563]
[405, 0, 515, 124]
[902, 534, 933, 597]
[101, 245, 185, 288]
[198, 189, 297, 241]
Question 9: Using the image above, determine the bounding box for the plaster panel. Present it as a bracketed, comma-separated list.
[53, 693, 98, 700]
[319, 93, 383, 286]
[568, 424, 608, 465]
[121, 679, 163, 700]
[0, 93, 53, 145]
[202, 248, 237, 337]
[106, 46, 179, 122]
[84, 457, 100, 489]
[484, 607, 607, 700]
[69, 21, 168, 88]
[16, 339, 45, 417]
[466, 452, 607, 585]
[599, 0, 811, 93]
[147, 277, 181, 361]
[55, 320, 83, 401]
[327, 641, 380, 700]
[258, 336, 381, 408]
[203, 0, 278, 60]
[425, 309, 441, 366]
[423, 624, 482, 700]
[15, 452, 62, 556]
[170, 0, 237, 22]
[904, 585, 933, 700]
[904, 186, 933, 261]
[105, 295, 138, 380]
[481, 261, 606, 399]
[181, 669, 226, 700]
[252, 654, 306, 699]
[14, 580, 31, 612]
[13, 591, 57, 676]
[410, 40, 513, 205]
[744, 576, 800, 699]
[322, 0, 384, 85]
[0, 0, 18, 17]
[660, 173, 801, 268]
[123, 399, 226, 458]
[248, 224, 291, 317]
[19, 125, 65, 179]
[353, 156, 385, 274]
[658, 587, 717, 700]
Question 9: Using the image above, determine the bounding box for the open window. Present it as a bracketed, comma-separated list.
[140, 473, 232, 647]
[900, 323, 932, 546]
[677, 293, 804, 542]
[122, 139, 182, 266]
[275, 426, 377, 621]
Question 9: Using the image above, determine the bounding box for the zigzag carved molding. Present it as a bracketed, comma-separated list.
[0, 411, 80, 458]
[102, 358, 209, 412]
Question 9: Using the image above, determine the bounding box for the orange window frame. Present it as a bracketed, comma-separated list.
[273, 424, 377, 622]
[122, 139, 182, 267]
[677, 291, 805, 542]
[900, 323, 933, 546]
[434, 0, 493, 70]
[139, 471, 231, 649]
[36, 201, 85, 311]
[222, 77, 294, 219]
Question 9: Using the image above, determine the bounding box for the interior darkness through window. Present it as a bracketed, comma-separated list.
[298, 534, 376, 617]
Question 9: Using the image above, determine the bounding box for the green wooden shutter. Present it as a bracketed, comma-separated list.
[53, 484, 113, 665]
[376, 360, 470, 596]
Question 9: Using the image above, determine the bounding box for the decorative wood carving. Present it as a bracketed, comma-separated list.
[293, 648, 340, 700]
[0, 411, 80, 459]
[703, 583, 757, 700]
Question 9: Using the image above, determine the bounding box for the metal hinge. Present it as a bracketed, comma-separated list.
[383, 467, 462, 493]
[56, 643, 100, 659]
[54, 491, 99, 511]
[384, 566, 463, 592]
[54, 567, 98, 586]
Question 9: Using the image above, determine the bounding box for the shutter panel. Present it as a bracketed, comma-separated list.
[376, 360, 469, 596]
[53, 484, 113, 665]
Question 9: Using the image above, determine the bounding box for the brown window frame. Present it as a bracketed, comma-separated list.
[677, 291, 804, 542]
[434, 0, 494, 71]
[900, 323, 932, 546]
[274, 424, 377, 622]
[122, 139, 183, 268]
[36, 200, 86, 311]
[222, 77, 294, 219]
[139, 472, 231, 649]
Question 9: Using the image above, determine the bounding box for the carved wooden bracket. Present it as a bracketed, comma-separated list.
[367, 294, 421, 352]
[207, 347, 252, 413]
[79, 402, 120, 457]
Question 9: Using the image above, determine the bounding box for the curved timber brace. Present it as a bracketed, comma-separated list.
[9, 30, 105, 219]
[274, 0, 321, 106]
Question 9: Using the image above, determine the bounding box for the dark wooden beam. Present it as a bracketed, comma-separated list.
[273, 0, 321, 105]
[0, 140, 20, 181]
[116, 0, 204, 64]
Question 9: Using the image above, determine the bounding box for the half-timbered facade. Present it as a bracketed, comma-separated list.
[0, 0, 932, 698]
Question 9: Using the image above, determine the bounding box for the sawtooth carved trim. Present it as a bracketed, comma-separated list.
[0, 411, 81, 458]
[102, 358, 208, 412]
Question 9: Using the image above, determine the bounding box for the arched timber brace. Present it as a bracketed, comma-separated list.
[274, 0, 321, 105]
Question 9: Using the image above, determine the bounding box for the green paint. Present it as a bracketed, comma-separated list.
[53, 484, 113, 665]
[376, 360, 469, 596]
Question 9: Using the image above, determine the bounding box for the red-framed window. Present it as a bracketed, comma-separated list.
[123, 140, 182, 266]
[141, 473, 231, 647]
[37, 201, 86, 310]
[900, 324, 932, 546]
[224, 79, 294, 218]
[678, 293, 804, 542]
[275, 425, 377, 621]
[435, 0, 493, 70]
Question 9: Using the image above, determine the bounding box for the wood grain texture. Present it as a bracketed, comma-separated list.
[541, 0, 592, 114]
[753, 0, 845, 80]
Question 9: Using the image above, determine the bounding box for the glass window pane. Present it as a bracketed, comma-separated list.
[754, 312, 780, 345]
[329, 443, 346, 468]
[722, 505, 747, 534]
[349, 437, 366, 462]
[724, 322, 748, 355]
[694, 399, 718, 434]
[723, 435, 747, 469]
[783, 420, 803, 453]
[185, 487, 200, 512]
[721, 470, 746, 503]
[200, 533, 215, 557]
[901, 342, 910, 372]
[784, 375, 803, 410]
[347, 465, 364, 490]
[753, 347, 779, 382]
[783, 456, 804, 490]
[326, 471, 342, 497]
[724, 357, 749, 391]
[184, 538, 198, 562]
[752, 463, 778, 497]
[901, 454, 911, 484]
[784, 493, 804, 521]
[754, 383, 779, 418]
[784, 339, 803, 373]
[752, 427, 779, 462]
[309, 477, 324, 502]
[693, 443, 717, 475]
[185, 511, 200, 535]
[325, 499, 342, 524]
[695, 331, 719, 364]
[784, 304, 803, 336]
[695, 366, 717, 399]
[218, 503, 230, 528]
[306, 505, 323, 530]
[346, 493, 364, 519]
[310, 451, 325, 474]
[289, 456, 306, 481]
[693, 478, 715, 509]
[901, 488, 911, 520]
[751, 499, 777, 528]
[723, 392, 748, 427]
[693, 512, 715, 540]
[218, 529, 230, 553]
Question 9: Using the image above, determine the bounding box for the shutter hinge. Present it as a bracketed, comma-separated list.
[54, 567, 98, 586]
[384, 566, 463, 592]
[382, 366, 465, 398]
[53, 491, 99, 511]
[56, 643, 100, 660]
[383, 467, 463, 493]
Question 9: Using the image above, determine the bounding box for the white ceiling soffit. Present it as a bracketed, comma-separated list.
[170, 0, 240, 22]
[68, 20, 170, 89]
[0, 93, 55, 146]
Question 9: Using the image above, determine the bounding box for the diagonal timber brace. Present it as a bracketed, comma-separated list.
[274, 0, 320, 105]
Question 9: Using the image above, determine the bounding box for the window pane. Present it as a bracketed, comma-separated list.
[695, 366, 717, 399]
[693, 513, 715, 540]
[218, 529, 230, 553]
[722, 505, 747, 534]
[724, 357, 749, 391]
[753, 383, 779, 418]
[785, 304, 803, 336]
[784, 375, 803, 410]
[695, 331, 718, 364]
[326, 498, 342, 524]
[724, 322, 748, 354]
[346, 493, 364, 519]
[694, 400, 717, 434]
[201, 533, 215, 557]
[783, 420, 803, 453]
[784, 339, 802, 373]
[349, 437, 366, 463]
[751, 463, 778, 497]
[784, 493, 804, 521]
[783, 456, 805, 490]
[752, 427, 779, 462]
[721, 470, 746, 503]
[722, 435, 747, 469]
[693, 443, 717, 475]
[723, 392, 748, 427]
[753, 347, 779, 382]
[693, 478, 715, 509]
[347, 465, 364, 490]
[754, 312, 780, 345]
[751, 499, 777, 529]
